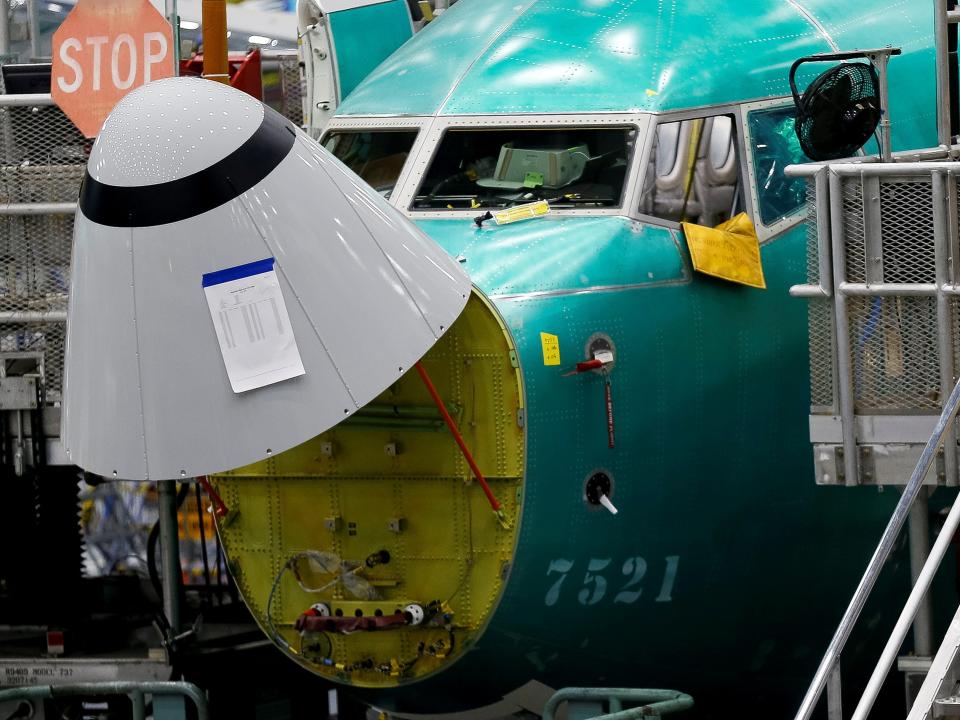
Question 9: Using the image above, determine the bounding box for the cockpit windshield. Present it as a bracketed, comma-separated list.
[323, 130, 417, 199]
[412, 127, 636, 210]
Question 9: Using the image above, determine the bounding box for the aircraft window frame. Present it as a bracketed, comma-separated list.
[739, 97, 811, 242]
[321, 129, 420, 200]
[320, 117, 429, 205]
[635, 104, 755, 235]
[396, 113, 652, 219]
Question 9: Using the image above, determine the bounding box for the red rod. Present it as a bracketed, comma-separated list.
[415, 361, 501, 513]
[605, 379, 615, 449]
[197, 475, 230, 518]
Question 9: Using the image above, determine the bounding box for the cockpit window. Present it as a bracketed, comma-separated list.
[747, 106, 810, 225]
[639, 114, 743, 227]
[412, 127, 636, 210]
[323, 130, 418, 199]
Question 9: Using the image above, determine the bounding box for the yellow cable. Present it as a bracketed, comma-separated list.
[680, 118, 705, 222]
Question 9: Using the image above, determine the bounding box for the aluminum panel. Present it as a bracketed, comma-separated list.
[62, 78, 470, 480]
[62, 223, 149, 478]
[304, 138, 469, 337]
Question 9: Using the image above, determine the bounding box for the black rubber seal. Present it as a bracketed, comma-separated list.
[78, 108, 297, 228]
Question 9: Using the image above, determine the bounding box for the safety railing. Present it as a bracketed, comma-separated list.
[0, 92, 86, 403]
[792, 372, 960, 720]
[543, 688, 693, 720]
[787, 154, 960, 719]
[0, 681, 208, 720]
[790, 158, 960, 487]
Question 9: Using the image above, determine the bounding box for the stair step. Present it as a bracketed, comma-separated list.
[934, 696, 960, 718]
[900, 656, 935, 673]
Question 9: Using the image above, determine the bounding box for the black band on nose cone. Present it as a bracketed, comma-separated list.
[78, 108, 297, 228]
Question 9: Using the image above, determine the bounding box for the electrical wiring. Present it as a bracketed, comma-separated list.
[264, 549, 380, 652]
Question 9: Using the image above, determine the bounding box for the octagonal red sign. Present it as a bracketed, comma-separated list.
[52, 0, 175, 138]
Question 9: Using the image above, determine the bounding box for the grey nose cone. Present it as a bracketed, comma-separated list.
[64, 76, 470, 481]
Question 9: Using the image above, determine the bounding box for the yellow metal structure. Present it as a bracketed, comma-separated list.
[213, 291, 525, 686]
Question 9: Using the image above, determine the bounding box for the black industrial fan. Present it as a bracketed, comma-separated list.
[789, 54, 882, 161]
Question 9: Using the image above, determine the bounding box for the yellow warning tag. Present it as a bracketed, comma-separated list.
[681, 212, 766, 289]
[540, 332, 561, 366]
[493, 200, 549, 225]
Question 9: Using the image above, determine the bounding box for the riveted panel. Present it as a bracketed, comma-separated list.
[214, 291, 524, 687]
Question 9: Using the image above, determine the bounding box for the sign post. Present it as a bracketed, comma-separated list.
[52, 0, 176, 138]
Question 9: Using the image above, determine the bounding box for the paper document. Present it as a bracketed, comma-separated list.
[202, 258, 305, 393]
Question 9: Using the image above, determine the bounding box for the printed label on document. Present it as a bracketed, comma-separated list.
[202, 258, 305, 393]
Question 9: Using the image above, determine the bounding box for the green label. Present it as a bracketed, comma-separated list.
[523, 171, 544, 188]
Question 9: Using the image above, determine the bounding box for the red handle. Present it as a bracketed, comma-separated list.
[197, 475, 230, 518]
[415, 361, 501, 513]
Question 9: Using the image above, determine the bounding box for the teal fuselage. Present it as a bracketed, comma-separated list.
[379, 219, 911, 716]
[318, 0, 946, 715]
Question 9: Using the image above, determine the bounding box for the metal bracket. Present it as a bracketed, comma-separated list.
[0, 376, 37, 410]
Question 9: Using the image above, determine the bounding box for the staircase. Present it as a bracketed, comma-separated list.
[789, 3, 960, 719]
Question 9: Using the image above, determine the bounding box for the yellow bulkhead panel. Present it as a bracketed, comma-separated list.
[212, 291, 524, 686]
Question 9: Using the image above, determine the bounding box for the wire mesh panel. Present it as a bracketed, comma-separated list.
[842, 178, 866, 283]
[263, 51, 304, 126]
[0, 98, 89, 402]
[879, 180, 935, 283]
[0, 322, 66, 391]
[796, 155, 960, 483]
[806, 178, 835, 409]
[849, 296, 940, 412]
[835, 174, 944, 414]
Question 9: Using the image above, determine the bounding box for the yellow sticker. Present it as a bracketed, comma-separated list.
[493, 200, 550, 225]
[540, 332, 561, 366]
[681, 212, 766, 289]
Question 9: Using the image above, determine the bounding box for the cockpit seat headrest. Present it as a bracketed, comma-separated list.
[701, 116, 737, 185]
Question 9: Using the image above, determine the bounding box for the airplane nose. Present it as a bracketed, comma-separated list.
[63, 76, 470, 481]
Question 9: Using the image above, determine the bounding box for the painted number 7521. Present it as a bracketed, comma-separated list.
[544, 556, 679, 607]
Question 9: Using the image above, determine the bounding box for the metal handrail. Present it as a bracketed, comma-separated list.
[852, 469, 960, 718]
[0, 681, 209, 720]
[793, 374, 960, 720]
[0, 93, 54, 106]
[0, 202, 77, 216]
[784, 147, 960, 179]
[543, 688, 694, 720]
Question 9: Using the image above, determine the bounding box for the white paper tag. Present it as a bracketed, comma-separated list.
[202, 258, 305, 393]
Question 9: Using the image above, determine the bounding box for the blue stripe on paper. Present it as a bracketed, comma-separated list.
[202, 258, 275, 287]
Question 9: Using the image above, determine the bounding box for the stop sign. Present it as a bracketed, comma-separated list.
[52, 0, 174, 138]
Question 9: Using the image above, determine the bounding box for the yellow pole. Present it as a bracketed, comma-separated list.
[202, 0, 229, 84]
